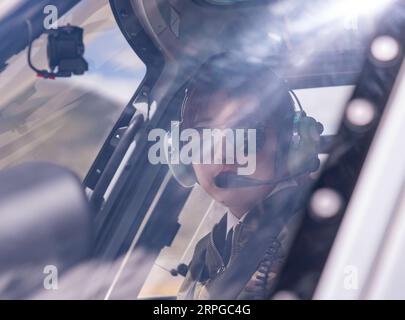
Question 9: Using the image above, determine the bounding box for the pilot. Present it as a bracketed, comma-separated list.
[175, 54, 322, 300]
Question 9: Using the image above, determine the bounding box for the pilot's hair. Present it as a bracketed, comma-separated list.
[181, 53, 295, 157]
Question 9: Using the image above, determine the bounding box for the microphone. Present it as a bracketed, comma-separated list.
[214, 172, 293, 189]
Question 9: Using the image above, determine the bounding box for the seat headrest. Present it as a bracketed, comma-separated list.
[0, 162, 93, 298]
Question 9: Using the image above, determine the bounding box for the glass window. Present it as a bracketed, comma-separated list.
[137, 85, 354, 298]
[0, 0, 146, 179]
[2, 0, 398, 301]
[99, 0, 399, 301]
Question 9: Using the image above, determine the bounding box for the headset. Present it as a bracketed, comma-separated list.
[164, 58, 324, 189]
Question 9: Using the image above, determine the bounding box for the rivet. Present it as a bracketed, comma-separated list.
[346, 99, 375, 127]
[310, 188, 342, 219]
[371, 36, 400, 62]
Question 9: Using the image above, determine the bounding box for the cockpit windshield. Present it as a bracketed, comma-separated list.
[0, 0, 146, 178]
[0, 0, 403, 302]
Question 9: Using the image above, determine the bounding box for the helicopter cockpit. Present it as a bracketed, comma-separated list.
[0, 0, 404, 300]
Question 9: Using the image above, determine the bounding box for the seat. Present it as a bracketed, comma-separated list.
[0, 162, 93, 299]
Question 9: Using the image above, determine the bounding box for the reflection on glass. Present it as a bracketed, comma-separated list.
[134, 0, 392, 299]
[0, 0, 146, 178]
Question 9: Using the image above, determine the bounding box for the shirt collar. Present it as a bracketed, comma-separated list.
[225, 179, 298, 234]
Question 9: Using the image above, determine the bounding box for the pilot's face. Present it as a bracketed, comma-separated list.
[190, 90, 279, 217]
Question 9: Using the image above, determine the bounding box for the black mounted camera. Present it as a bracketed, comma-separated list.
[27, 21, 88, 79]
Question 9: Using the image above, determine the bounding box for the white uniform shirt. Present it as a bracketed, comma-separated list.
[225, 179, 298, 235]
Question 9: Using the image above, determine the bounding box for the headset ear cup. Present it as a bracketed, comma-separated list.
[286, 116, 322, 176]
[308, 157, 321, 172]
[163, 130, 197, 188]
[170, 161, 197, 188]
